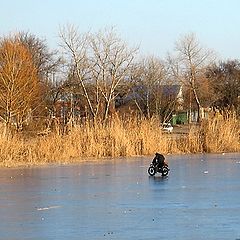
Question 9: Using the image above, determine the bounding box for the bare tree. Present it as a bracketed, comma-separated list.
[0, 37, 41, 135]
[59, 25, 98, 120]
[17, 32, 63, 121]
[170, 33, 215, 122]
[130, 56, 167, 119]
[206, 60, 240, 115]
[17, 31, 61, 76]
[89, 28, 138, 120]
[59, 25, 137, 121]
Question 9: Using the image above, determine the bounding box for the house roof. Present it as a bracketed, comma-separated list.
[115, 84, 183, 106]
[161, 85, 182, 96]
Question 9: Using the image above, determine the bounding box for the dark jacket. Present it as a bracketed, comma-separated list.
[152, 153, 165, 167]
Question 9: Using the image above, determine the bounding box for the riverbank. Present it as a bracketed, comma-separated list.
[0, 116, 239, 167]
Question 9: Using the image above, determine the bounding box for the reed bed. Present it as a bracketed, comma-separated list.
[0, 115, 239, 167]
[201, 116, 240, 152]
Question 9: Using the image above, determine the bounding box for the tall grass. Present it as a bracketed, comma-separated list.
[175, 115, 240, 153]
[0, 115, 239, 167]
[201, 116, 240, 152]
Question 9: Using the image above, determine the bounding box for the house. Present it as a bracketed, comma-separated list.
[115, 84, 186, 123]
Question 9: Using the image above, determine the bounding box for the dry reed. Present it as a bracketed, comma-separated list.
[0, 115, 239, 167]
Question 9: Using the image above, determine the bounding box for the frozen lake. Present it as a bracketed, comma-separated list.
[0, 153, 240, 240]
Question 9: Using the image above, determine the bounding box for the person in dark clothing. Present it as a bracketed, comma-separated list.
[152, 152, 168, 168]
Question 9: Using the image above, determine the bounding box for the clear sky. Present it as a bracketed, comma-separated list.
[1, 0, 240, 60]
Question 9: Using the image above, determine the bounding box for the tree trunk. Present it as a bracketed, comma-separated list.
[192, 88, 201, 122]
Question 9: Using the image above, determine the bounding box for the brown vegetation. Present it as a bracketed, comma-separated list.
[0, 115, 239, 167]
[0, 30, 239, 168]
[0, 37, 42, 135]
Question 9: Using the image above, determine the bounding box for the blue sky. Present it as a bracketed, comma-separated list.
[1, 0, 240, 60]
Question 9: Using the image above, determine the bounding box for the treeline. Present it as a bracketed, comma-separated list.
[0, 26, 240, 136]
